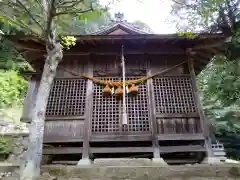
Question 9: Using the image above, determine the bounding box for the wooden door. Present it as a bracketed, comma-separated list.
[90, 56, 151, 136]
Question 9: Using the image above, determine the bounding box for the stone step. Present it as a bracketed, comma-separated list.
[0, 163, 19, 179]
[40, 164, 240, 180]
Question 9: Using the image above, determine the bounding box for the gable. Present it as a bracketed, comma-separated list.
[108, 28, 130, 35]
[91, 23, 148, 35]
[90, 12, 148, 35]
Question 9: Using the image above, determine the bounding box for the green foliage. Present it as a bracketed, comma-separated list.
[66, 10, 112, 35]
[0, 70, 27, 108]
[198, 55, 240, 159]
[60, 36, 76, 49]
[0, 0, 110, 38]
[226, 29, 240, 60]
[0, 39, 30, 71]
[177, 32, 199, 39]
[214, 124, 240, 159]
[0, 137, 13, 155]
[198, 56, 240, 107]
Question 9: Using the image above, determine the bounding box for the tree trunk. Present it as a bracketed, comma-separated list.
[20, 41, 62, 180]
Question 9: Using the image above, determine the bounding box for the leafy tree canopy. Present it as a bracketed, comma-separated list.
[169, 0, 240, 159]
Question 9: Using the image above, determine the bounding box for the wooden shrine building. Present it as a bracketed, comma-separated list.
[9, 13, 226, 164]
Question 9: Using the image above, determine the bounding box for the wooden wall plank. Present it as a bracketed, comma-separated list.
[43, 120, 85, 143]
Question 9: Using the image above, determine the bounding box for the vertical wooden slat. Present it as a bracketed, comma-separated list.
[147, 58, 160, 158]
[188, 58, 213, 156]
[82, 56, 93, 159]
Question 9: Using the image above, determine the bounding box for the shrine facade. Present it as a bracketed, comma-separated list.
[11, 13, 225, 164]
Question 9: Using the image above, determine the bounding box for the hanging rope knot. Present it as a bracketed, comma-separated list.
[128, 84, 138, 96]
[102, 85, 112, 97]
[115, 86, 123, 101]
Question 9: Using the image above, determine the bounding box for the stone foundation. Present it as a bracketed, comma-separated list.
[40, 164, 240, 180]
[0, 121, 29, 179]
[0, 163, 19, 180]
[0, 121, 29, 165]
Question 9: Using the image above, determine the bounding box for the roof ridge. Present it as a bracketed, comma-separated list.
[90, 21, 149, 35]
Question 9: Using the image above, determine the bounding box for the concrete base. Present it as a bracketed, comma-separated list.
[152, 158, 168, 166]
[41, 164, 240, 179]
[77, 158, 92, 166]
[94, 158, 152, 166]
[202, 157, 223, 164]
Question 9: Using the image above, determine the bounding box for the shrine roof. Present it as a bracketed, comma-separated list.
[5, 13, 227, 74]
[90, 13, 149, 35]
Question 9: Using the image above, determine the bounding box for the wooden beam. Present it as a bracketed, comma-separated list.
[43, 147, 152, 155]
[188, 59, 208, 136]
[160, 145, 206, 153]
[82, 57, 93, 160]
[45, 116, 85, 120]
[62, 51, 184, 56]
[66, 44, 185, 55]
[90, 134, 152, 142]
[52, 161, 78, 165]
[192, 56, 209, 65]
[43, 145, 205, 155]
[192, 42, 224, 50]
[188, 58, 213, 157]
[157, 133, 204, 141]
[43, 147, 83, 154]
[194, 50, 216, 60]
[156, 113, 199, 118]
[13, 40, 186, 54]
[43, 138, 84, 143]
[165, 159, 200, 164]
[146, 58, 160, 158]
[91, 147, 153, 153]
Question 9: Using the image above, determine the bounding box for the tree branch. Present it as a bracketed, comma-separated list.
[15, 0, 44, 32]
[57, 0, 83, 8]
[171, 0, 197, 9]
[46, 0, 56, 50]
[54, 7, 93, 16]
[57, 1, 79, 8]
[0, 13, 41, 37]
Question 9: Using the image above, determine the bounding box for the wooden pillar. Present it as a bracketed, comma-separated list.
[188, 58, 213, 157]
[146, 60, 160, 158]
[21, 75, 39, 123]
[78, 57, 93, 165]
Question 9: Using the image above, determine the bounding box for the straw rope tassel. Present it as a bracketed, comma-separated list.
[128, 84, 138, 96]
[102, 85, 112, 97]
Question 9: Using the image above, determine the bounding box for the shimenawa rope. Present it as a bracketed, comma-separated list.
[59, 60, 188, 87]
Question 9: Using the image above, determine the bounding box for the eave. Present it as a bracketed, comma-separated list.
[5, 33, 226, 75]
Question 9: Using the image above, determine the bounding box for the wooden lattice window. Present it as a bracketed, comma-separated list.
[153, 76, 196, 114]
[46, 78, 87, 116]
[91, 77, 150, 134]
